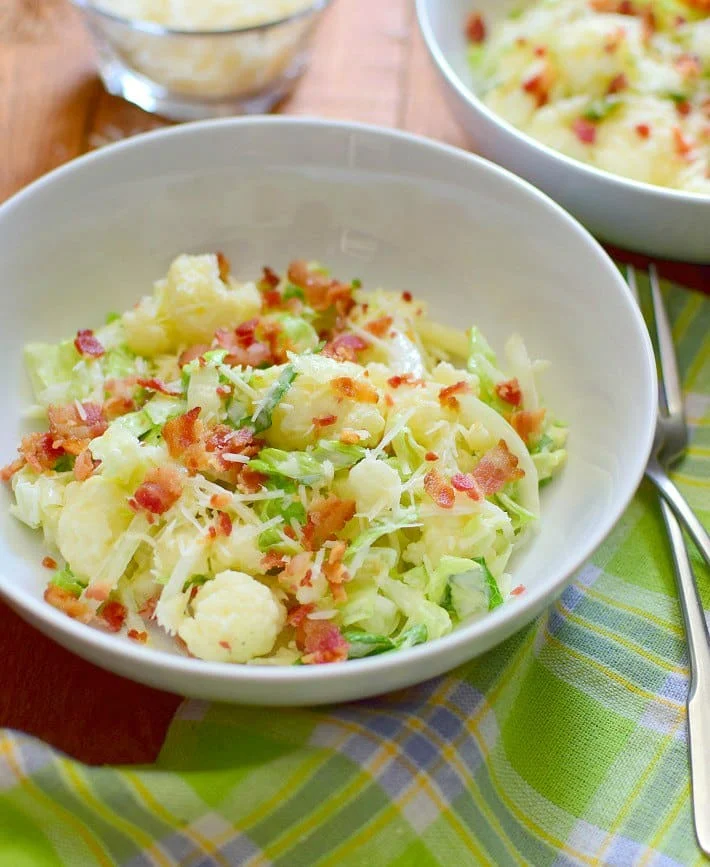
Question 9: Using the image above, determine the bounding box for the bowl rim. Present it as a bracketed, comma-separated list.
[69, 0, 331, 37]
[415, 0, 710, 206]
[0, 115, 657, 688]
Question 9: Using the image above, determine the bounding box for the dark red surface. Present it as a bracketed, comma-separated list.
[604, 245, 710, 293]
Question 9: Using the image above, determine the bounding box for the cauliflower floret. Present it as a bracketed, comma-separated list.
[387, 381, 446, 448]
[123, 254, 261, 356]
[266, 354, 385, 450]
[209, 522, 264, 574]
[177, 570, 286, 663]
[345, 456, 402, 519]
[152, 524, 207, 582]
[56, 476, 134, 581]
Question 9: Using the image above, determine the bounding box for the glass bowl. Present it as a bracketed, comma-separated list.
[70, 0, 331, 121]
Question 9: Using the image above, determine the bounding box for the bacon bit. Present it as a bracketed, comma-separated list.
[261, 265, 280, 289]
[74, 449, 97, 481]
[178, 343, 211, 368]
[303, 496, 356, 551]
[534, 45, 547, 57]
[85, 582, 111, 602]
[163, 407, 202, 458]
[215, 511, 233, 537]
[287, 261, 355, 317]
[425, 451, 439, 462]
[322, 333, 370, 363]
[676, 100, 692, 117]
[48, 402, 107, 450]
[675, 54, 702, 79]
[313, 414, 338, 428]
[99, 600, 127, 632]
[402, 291, 413, 302]
[137, 377, 182, 397]
[604, 27, 625, 53]
[673, 126, 693, 159]
[607, 73, 627, 94]
[262, 289, 282, 309]
[300, 620, 349, 664]
[465, 11, 486, 43]
[44, 585, 93, 623]
[18, 432, 64, 473]
[281, 553, 314, 592]
[323, 540, 350, 600]
[572, 117, 597, 145]
[42, 556, 58, 569]
[640, 6, 655, 40]
[238, 466, 268, 494]
[216, 252, 230, 282]
[439, 380, 471, 410]
[384, 394, 394, 408]
[210, 492, 232, 510]
[339, 429, 361, 445]
[451, 472, 481, 501]
[216, 385, 232, 398]
[214, 320, 274, 367]
[473, 440, 524, 495]
[300, 569, 313, 588]
[511, 585, 526, 596]
[128, 629, 148, 643]
[139, 594, 159, 619]
[103, 394, 136, 420]
[424, 469, 455, 509]
[261, 551, 287, 573]
[287, 602, 315, 628]
[365, 316, 394, 338]
[635, 123, 651, 139]
[388, 373, 425, 389]
[129, 466, 183, 517]
[675, 15, 687, 25]
[284, 525, 297, 540]
[0, 457, 25, 482]
[509, 408, 546, 444]
[207, 526, 217, 540]
[74, 329, 105, 358]
[331, 376, 379, 404]
[495, 378, 523, 407]
[522, 64, 554, 108]
[685, 0, 710, 12]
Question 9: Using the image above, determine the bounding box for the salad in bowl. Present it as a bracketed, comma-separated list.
[2, 253, 566, 666]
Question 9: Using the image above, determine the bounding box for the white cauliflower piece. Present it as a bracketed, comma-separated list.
[123, 254, 261, 356]
[56, 476, 134, 582]
[209, 523, 264, 574]
[177, 570, 286, 663]
[266, 354, 385, 450]
[90, 425, 166, 488]
[345, 456, 402, 519]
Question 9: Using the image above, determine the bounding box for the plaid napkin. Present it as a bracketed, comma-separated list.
[1, 275, 709, 867]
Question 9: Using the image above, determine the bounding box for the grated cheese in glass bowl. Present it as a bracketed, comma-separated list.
[71, 0, 331, 120]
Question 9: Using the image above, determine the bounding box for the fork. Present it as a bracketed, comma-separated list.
[628, 264, 710, 856]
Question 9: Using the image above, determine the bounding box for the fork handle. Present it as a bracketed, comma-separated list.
[659, 497, 710, 855]
[646, 461, 710, 571]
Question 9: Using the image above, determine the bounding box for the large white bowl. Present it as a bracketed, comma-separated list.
[417, 0, 710, 264]
[0, 117, 655, 705]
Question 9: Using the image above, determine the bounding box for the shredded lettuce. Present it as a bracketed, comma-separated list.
[50, 565, 87, 599]
[344, 624, 428, 659]
[253, 364, 297, 433]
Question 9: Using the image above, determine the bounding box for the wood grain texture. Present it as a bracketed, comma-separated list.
[0, 0, 707, 767]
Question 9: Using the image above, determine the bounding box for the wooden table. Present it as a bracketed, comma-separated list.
[1, 0, 708, 768]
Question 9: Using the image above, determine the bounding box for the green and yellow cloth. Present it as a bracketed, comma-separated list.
[1, 276, 709, 866]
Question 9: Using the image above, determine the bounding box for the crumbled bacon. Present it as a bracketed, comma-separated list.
[676, 100, 692, 117]
[339, 430, 361, 445]
[103, 394, 136, 420]
[522, 64, 554, 107]
[74, 449, 97, 481]
[287, 602, 316, 628]
[388, 373, 425, 389]
[128, 630, 148, 643]
[424, 469, 455, 509]
[48, 402, 107, 452]
[640, 6, 655, 40]
[572, 117, 597, 145]
[261, 266, 280, 289]
[402, 291, 413, 302]
[604, 27, 625, 53]
[137, 377, 182, 397]
[674, 53, 702, 79]
[439, 380, 471, 410]
[322, 333, 370, 363]
[219, 640, 231, 651]
[216, 251, 230, 282]
[262, 289, 282, 309]
[451, 472, 483, 501]
[237, 466, 268, 493]
[365, 316, 394, 338]
[301, 620, 349, 664]
[465, 11, 486, 43]
[323, 540, 351, 603]
[313, 414, 337, 428]
[0, 457, 25, 481]
[331, 376, 379, 404]
[163, 407, 202, 459]
[607, 73, 627, 94]
[495, 378, 522, 407]
[425, 451, 439, 462]
[303, 496, 356, 550]
[213, 324, 273, 368]
[100, 600, 127, 632]
[18, 433, 65, 473]
[74, 329, 105, 358]
[262, 551, 288, 573]
[44, 585, 93, 623]
[510, 409, 546, 444]
[287, 261, 355, 317]
[42, 556, 58, 569]
[210, 492, 232, 510]
[215, 511, 233, 537]
[129, 466, 183, 517]
[139, 594, 159, 620]
[472, 440, 524, 494]
[511, 585, 526, 596]
[384, 394, 394, 408]
[281, 554, 314, 593]
[635, 123, 651, 139]
[178, 344, 211, 368]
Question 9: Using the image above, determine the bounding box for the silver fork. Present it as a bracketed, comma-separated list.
[628, 264, 710, 856]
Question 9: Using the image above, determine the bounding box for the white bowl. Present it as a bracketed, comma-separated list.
[416, 0, 710, 264]
[0, 117, 655, 705]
